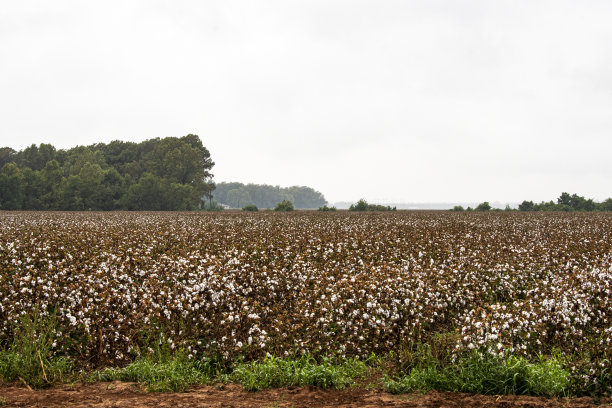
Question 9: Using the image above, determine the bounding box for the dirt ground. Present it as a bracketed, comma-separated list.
[1, 382, 610, 408]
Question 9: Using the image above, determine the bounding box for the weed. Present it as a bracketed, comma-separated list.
[0, 309, 73, 389]
[384, 350, 569, 397]
[92, 354, 210, 392]
[231, 354, 368, 391]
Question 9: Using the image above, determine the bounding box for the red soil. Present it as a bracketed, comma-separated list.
[1, 382, 609, 408]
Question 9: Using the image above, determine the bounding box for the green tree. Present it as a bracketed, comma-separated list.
[349, 199, 369, 212]
[518, 200, 535, 211]
[21, 168, 43, 210]
[123, 173, 163, 210]
[226, 188, 252, 208]
[0, 163, 25, 209]
[599, 198, 612, 211]
[274, 200, 294, 211]
[78, 162, 105, 209]
[0, 135, 215, 210]
[40, 160, 64, 210]
[0, 147, 16, 169]
[557, 192, 571, 207]
[475, 201, 491, 211]
[63, 174, 85, 210]
[213, 182, 326, 209]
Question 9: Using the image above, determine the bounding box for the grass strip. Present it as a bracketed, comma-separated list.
[384, 351, 570, 397]
[230, 354, 369, 391]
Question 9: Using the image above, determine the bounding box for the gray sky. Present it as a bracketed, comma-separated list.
[1, 1, 611, 204]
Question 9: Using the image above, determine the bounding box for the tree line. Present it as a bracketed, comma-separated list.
[518, 192, 612, 212]
[451, 193, 612, 212]
[213, 182, 327, 209]
[0, 135, 214, 211]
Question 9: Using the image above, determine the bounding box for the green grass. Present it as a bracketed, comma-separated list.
[0, 310, 73, 389]
[384, 351, 569, 397]
[92, 355, 212, 392]
[230, 354, 369, 391]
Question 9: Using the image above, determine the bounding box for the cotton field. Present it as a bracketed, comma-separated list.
[1, 211, 610, 386]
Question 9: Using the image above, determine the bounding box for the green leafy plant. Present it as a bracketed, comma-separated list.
[92, 354, 210, 392]
[385, 351, 569, 397]
[475, 202, 491, 211]
[349, 199, 395, 211]
[0, 310, 73, 388]
[274, 200, 294, 212]
[231, 354, 367, 391]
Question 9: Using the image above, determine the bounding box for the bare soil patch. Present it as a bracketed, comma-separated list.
[1, 383, 609, 408]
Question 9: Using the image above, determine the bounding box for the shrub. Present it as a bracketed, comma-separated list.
[451, 206, 464, 212]
[349, 199, 395, 212]
[242, 204, 258, 212]
[349, 199, 369, 212]
[318, 205, 337, 212]
[518, 200, 535, 212]
[475, 202, 491, 212]
[274, 200, 294, 212]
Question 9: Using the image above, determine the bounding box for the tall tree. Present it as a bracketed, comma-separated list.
[0, 163, 24, 209]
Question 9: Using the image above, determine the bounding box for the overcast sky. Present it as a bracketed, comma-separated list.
[1, 1, 611, 204]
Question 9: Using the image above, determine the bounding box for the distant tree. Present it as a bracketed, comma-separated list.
[40, 160, 64, 210]
[557, 192, 572, 207]
[21, 168, 43, 210]
[475, 201, 491, 211]
[202, 199, 224, 211]
[63, 174, 85, 210]
[451, 205, 464, 212]
[518, 200, 535, 211]
[0, 163, 24, 209]
[599, 198, 612, 211]
[123, 173, 164, 210]
[349, 199, 394, 211]
[213, 182, 326, 209]
[287, 186, 327, 208]
[318, 205, 337, 211]
[274, 200, 294, 211]
[1, 135, 215, 210]
[226, 188, 252, 208]
[368, 203, 396, 211]
[0, 147, 16, 169]
[349, 199, 369, 212]
[242, 204, 258, 211]
[78, 162, 105, 209]
[18, 144, 47, 171]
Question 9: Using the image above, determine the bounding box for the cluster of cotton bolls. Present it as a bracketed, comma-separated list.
[0, 211, 610, 384]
